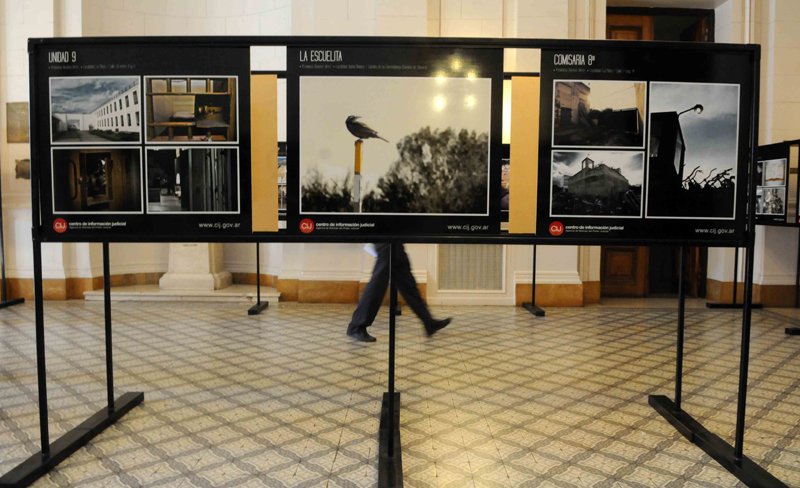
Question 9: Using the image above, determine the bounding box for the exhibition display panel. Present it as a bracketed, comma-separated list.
[3, 36, 784, 488]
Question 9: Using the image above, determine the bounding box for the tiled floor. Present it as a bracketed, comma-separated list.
[1, 300, 799, 487]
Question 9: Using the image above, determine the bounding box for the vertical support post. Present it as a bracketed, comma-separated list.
[379, 241, 403, 487]
[248, 242, 268, 315]
[256, 243, 261, 304]
[732, 247, 739, 304]
[675, 246, 686, 410]
[103, 242, 114, 412]
[32, 237, 50, 456]
[522, 245, 545, 317]
[735, 244, 755, 461]
[353, 140, 363, 213]
[795, 229, 800, 308]
[387, 242, 397, 457]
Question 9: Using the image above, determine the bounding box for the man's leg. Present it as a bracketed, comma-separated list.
[393, 245, 449, 335]
[347, 243, 390, 340]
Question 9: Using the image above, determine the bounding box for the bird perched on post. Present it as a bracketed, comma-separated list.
[346, 115, 389, 142]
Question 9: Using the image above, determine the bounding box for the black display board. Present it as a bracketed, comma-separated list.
[286, 46, 504, 236]
[537, 46, 755, 243]
[755, 141, 797, 225]
[28, 37, 759, 246]
[34, 43, 251, 240]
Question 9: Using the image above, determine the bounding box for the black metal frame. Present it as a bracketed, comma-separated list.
[10, 35, 781, 488]
[522, 245, 545, 317]
[247, 243, 269, 315]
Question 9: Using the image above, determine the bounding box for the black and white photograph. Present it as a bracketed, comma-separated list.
[299, 76, 491, 215]
[552, 80, 646, 148]
[146, 147, 239, 213]
[50, 77, 141, 143]
[145, 76, 238, 143]
[551, 150, 643, 217]
[760, 158, 787, 187]
[756, 186, 785, 215]
[646, 82, 739, 219]
[52, 148, 142, 213]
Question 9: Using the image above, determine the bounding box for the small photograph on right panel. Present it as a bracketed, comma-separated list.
[646, 82, 740, 219]
[756, 158, 787, 215]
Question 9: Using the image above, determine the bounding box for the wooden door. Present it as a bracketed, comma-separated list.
[601, 246, 648, 297]
[600, 8, 712, 298]
[600, 13, 652, 297]
[607, 14, 653, 40]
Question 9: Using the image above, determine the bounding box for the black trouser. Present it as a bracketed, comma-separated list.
[348, 243, 433, 331]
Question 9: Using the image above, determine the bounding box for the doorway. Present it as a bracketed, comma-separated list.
[600, 6, 714, 298]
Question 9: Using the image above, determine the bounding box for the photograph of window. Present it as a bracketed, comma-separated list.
[50, 77, 141, 143]
[299, 76, 491, 215]
[51, 148, 142, 213]
[645, 82, 739, 219]
[552, 80, 646, 148]
[145, 77, 238, 143]
[146, 147, 239, 213]
[550, 150, 643, 217]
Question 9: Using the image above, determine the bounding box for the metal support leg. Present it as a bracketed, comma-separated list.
[522, 245, 545, 317]
[0, 243, 144, 488]
[786, 229, 800, 335]
[379, 241, 402, 488]
[103, 243, 114, 411]
[675, 246, 686, 410]
[248, 242, 268, 315]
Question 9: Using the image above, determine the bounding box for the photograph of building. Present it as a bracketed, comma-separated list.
[299, 76, 491, 215]
[551, 150, 643, 217]
[145, 77, 238, 142]
[51, 148, 142, 213]
[146, 147, 239, 213]
[50, 77, 141, 143]
[646, 82, 739, 219]
[553, 80, 646, 148]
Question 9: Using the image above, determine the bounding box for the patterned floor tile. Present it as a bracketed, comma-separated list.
[0, 302, 797, 487]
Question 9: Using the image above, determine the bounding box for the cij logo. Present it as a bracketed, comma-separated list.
[548, 221, 564, 236]
[53, 218, 68, 234]
[299, 218, 315, 234]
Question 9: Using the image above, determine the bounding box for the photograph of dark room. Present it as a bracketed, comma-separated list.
[145, 76, 238, 142]
[146, 147, 239, 213]
[51, 148, 142, 213]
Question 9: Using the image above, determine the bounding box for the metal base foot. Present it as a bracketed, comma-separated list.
[649, 395, 787, 487]
[522, 302, 545, 317]
[705, 302, 763, 309]
[0, 297, 24, 309]
[378, 392, 402, 488]
[247, 301, 269, 316]
[785, 327, 800, 335]
[0, 392, 144, 487]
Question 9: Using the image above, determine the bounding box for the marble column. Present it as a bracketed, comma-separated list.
[159, 243, 232, 290]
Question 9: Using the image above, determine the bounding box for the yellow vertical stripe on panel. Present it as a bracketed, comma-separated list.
[251, 74, 278, 232]
[509, 76, 540, 234]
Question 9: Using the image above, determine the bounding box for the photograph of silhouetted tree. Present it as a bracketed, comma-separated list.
[302, 126, 488, 214]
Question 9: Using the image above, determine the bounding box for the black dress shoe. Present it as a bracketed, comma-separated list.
[347, 327, 376, 342]
[425, 318, 451, 337]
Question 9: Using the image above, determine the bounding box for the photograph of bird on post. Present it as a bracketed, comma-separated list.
[299, 76, 492, 215]
[346, 115, 389, 212]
